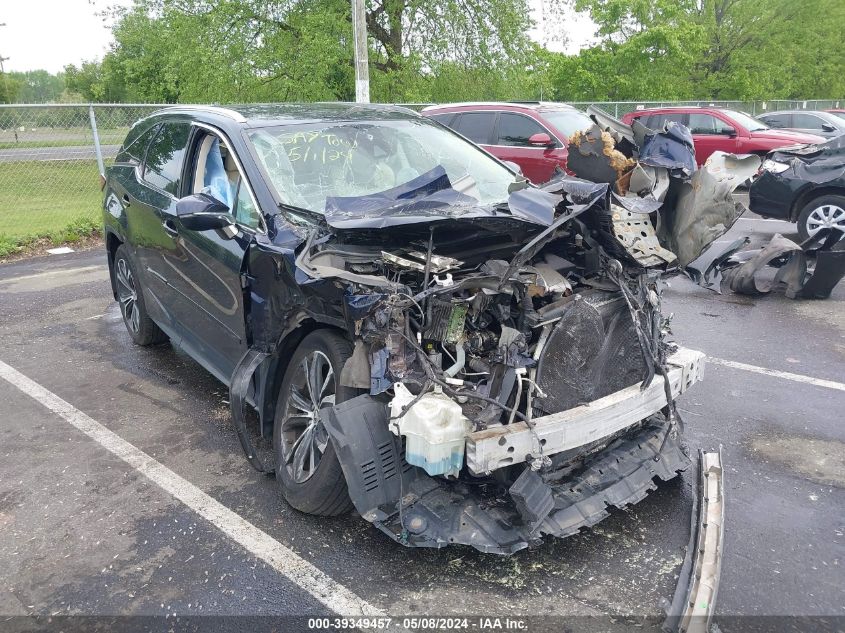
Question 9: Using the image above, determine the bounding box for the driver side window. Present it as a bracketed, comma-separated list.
[191, 131, 262, 230]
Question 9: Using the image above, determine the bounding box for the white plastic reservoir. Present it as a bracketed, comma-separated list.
[389, 383, 472, 477]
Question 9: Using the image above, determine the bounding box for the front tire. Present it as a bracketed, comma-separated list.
[113, 244, 168, 346]
[796, 194, 845, 241]
[273, 330, 360, 516]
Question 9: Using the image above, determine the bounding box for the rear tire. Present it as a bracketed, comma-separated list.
[796, 194, 845, 241]
[273, 330, 360, 516]
[113, 244, 168, 346]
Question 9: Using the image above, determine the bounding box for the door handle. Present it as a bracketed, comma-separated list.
[121, 193, 131, 207]
[162, 218, 179, 237]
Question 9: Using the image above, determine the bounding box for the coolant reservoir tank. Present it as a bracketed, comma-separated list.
[389, 383, 472, 477]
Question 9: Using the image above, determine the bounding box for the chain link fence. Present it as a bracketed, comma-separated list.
[0, 104, 163, 253]
[0, 99, 842, 254]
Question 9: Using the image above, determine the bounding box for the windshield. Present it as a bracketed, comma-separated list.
[541, 109, 594, 139]
[723, 109, 768, 132]
[248, 119, 518, 214]
[830, 111, 845, 121]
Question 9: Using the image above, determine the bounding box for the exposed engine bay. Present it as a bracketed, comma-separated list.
[236, 108, 746, 554]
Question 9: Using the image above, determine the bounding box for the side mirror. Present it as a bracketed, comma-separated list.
[176, 193, 235, 233]
[721, 126, 737, 137]
[501, 160, 523, 175]
[822, 123, 836, 132]
[528, 132, 554, 147]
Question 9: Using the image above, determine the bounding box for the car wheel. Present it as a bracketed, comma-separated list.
[796, 194, 845, 241]
[273, 330, 361, 516]
[113, 244, 168, 346]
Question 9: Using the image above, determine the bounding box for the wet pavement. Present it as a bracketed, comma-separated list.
[0, 215, 842, 631]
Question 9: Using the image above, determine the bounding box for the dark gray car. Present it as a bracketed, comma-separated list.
[757, 110, 845, 138]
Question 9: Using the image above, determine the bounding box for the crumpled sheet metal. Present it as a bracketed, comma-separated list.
[722, 233, 806, 296]
[658, 152, 761, 268]
[685, 237, 750, 292]
[324, 394, 689, 555]
[568, 124, 636, 188]
[767, 134, 845, 184]
[638, 121, 698, 178]
[719, 229, 845, 299]
[610, 204, 677, 267]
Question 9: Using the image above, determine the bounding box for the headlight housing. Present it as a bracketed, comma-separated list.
[761, 159, 789, 174]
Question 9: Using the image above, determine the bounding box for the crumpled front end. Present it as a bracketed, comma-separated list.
[239, 108, 742, 553]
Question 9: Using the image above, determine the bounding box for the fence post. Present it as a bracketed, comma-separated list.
[88, 104, 105, 177]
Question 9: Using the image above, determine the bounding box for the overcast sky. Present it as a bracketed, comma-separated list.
[1, 0, 596, 74]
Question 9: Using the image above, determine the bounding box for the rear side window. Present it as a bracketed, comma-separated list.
[645, 113, 688, 128]
[761, 114, 790, 129]
[495, 113, 548, 146]
[428, 113, 456, 126]
[791, 113, 826, 130]
[115, 123, 160, 166]
[142, 121, 192, 195]
[452, 112, 495, 144]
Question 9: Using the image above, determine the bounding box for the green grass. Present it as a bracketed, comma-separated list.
[0, 159, 103, 256]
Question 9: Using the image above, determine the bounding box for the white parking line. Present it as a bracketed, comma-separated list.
[0, 359, 382, 616]
[708, 357, 845, 392]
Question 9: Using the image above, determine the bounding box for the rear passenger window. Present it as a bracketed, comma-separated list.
[115, 123, 159, 166]
[645, 113, 687, 128]
[428, 113, 455, 126]
[762, 114, 789, 129]
[452, 112, 495, 144]
[142, 121, 192, 195]
[495, 113, 549, 146]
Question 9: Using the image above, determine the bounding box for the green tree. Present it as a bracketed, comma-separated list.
[93, 0, 550, 103]
[550, 0, 845, 102]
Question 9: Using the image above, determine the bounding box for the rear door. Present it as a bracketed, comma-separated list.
[125, 119, 192, 334]
[760, 113, 792, 129]
[492, 112, 561, 184]
[450, 111, 497, 150]
[162, 123, 262, 382]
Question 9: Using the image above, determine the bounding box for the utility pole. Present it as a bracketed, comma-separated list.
[0, 22, 10, 104]
[351, 0, 370, 103]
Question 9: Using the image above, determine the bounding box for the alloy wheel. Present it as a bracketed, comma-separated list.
[806, 203, 845, 237]
[280, 350, 336, 484]
[115, 257, 140, 335]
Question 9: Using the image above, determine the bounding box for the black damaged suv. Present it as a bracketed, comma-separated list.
[103, 104, 706, 553]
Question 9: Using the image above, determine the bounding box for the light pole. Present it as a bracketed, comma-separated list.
[351, 0, 370, 103]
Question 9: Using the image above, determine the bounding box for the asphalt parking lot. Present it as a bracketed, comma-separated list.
[0, 213, 843, 632]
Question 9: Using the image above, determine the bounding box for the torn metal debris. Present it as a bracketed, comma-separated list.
[664, 449, 724, 633]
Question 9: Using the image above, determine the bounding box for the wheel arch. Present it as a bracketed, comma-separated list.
[790, 185, 845, 222]
[255, 320, 350, 439]
[105, 230, 124, 300]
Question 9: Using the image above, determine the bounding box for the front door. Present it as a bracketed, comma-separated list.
[162, 126, 263, 382]
[688, 112, 739, 165]
[491, 112, 562, 184]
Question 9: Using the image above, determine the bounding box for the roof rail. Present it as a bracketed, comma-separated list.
[159, 105, 248, 123]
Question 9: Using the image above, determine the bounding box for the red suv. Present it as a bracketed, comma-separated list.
[422, 102, 593, 184]
[620, 107, 824, 165]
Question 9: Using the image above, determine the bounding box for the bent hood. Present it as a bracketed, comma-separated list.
[322, 166, 561, 230]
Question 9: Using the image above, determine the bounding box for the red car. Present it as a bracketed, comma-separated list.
[422, 102, 593, 184]
[620, 107, 825, 165]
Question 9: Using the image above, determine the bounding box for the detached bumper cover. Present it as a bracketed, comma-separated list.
[325, 397, 692, 554]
